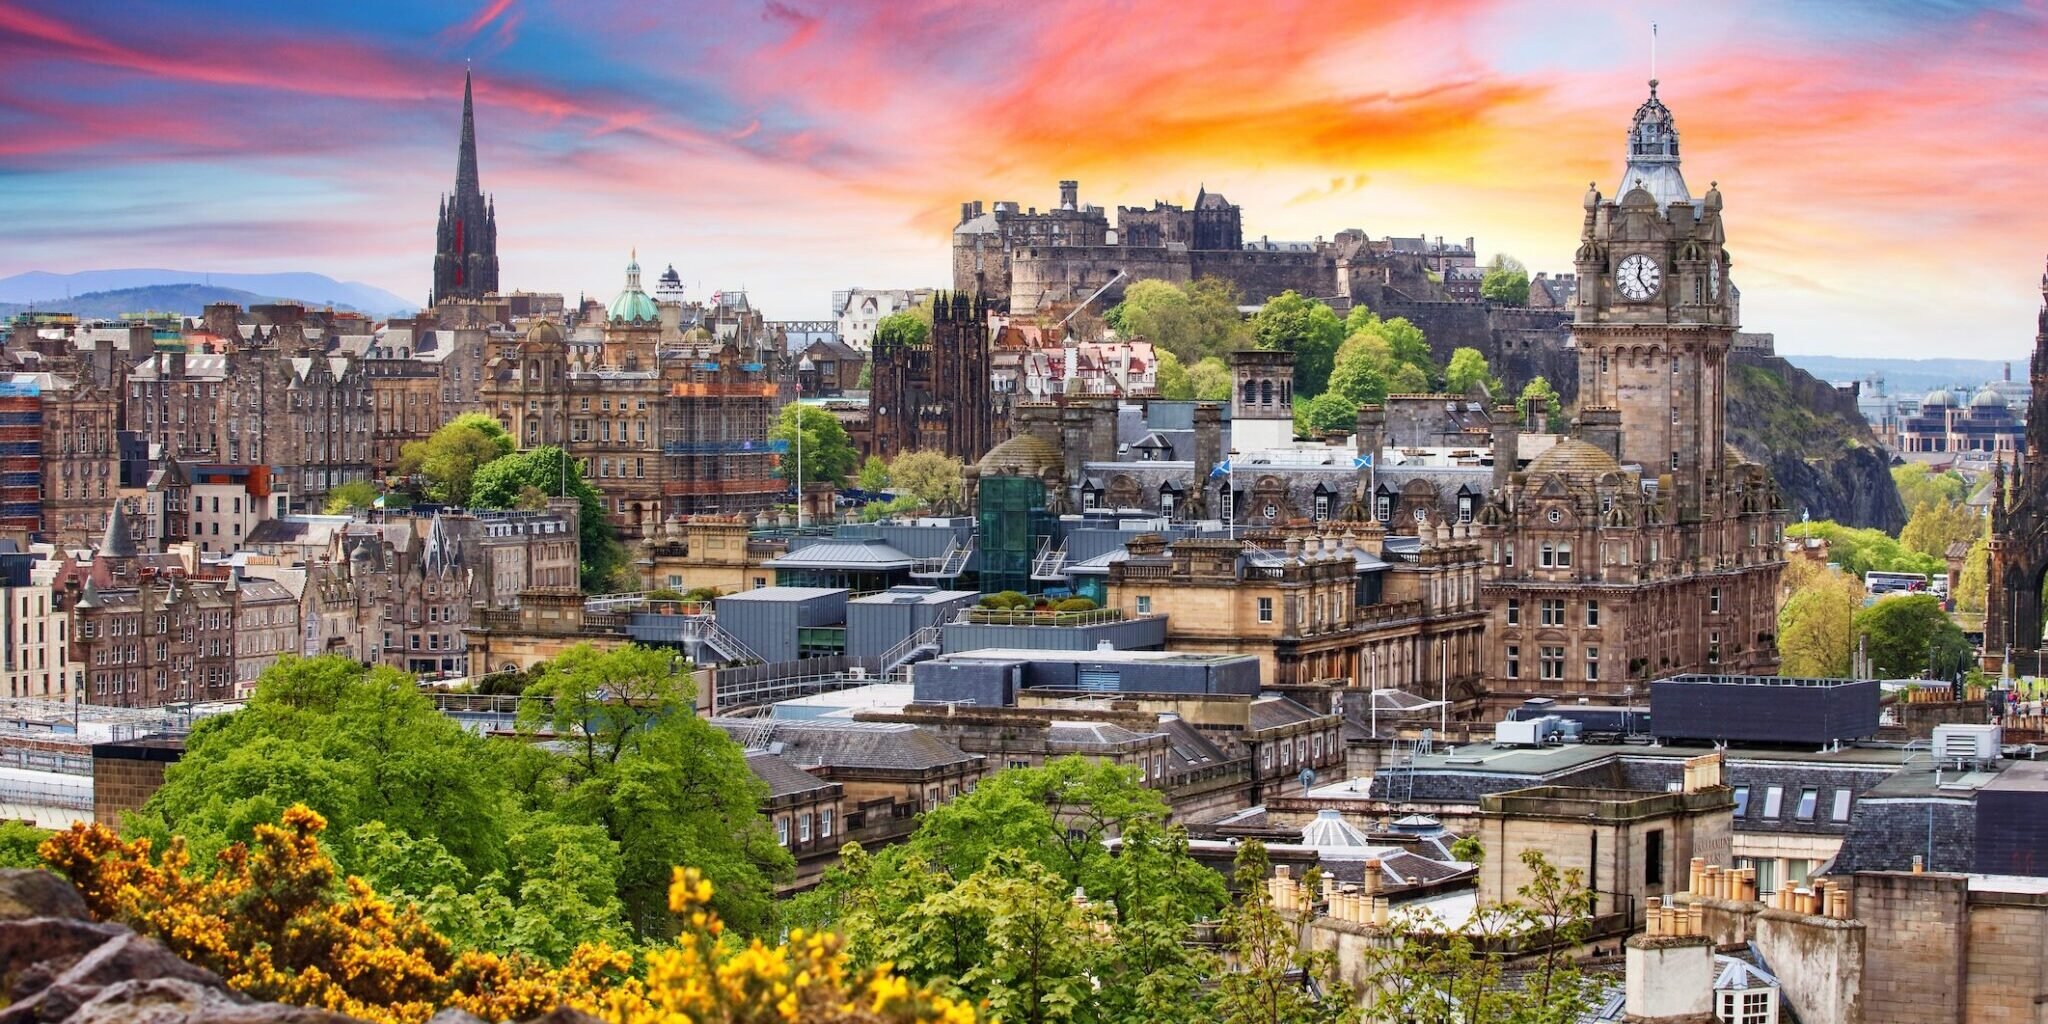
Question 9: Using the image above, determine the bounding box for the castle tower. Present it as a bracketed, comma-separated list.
[431, 71, 500, 306]
[1572, 79, 1734, 527]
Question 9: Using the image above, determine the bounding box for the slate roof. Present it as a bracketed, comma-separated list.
[712, 719, 981, 773]
[745, 751, 839, 799]
[1247, 695, 1323, 732]
[1047, 721, 1154, 748]
[1827, 793, 1977, 874]
[1158, 715, 1231, 771]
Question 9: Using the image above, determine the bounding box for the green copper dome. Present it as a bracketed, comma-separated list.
[607, 251, 659, 323]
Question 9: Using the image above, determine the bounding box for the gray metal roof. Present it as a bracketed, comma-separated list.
[763, 539, 914, 570]
[712, 718, 981, 772]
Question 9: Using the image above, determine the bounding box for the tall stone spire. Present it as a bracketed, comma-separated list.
[457, 69, 480, 194]
[433, 70, 499, 307]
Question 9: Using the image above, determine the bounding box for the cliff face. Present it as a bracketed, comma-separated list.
[1725, 352, 1906, 533]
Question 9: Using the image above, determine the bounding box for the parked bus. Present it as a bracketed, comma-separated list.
[1865, 570, 1929, 596]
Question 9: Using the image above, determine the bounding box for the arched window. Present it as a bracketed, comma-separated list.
[1261, 380, 1274, 406]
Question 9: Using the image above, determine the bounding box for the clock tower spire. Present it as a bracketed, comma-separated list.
[1572, 79, 1735, 529]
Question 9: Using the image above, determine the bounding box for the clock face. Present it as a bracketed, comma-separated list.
[1616, 254, 1662, 301]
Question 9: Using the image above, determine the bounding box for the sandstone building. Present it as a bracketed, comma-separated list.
[1474, 79, 1783, 714]
[1985, 261, 2048, 674]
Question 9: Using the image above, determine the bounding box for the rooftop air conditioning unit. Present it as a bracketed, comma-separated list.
[1933, 723, 2002, 767]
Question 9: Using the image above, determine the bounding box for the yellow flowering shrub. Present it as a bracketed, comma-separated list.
[41, 806, 971, 1024]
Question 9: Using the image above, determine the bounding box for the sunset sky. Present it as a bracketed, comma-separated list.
[2, 1, 2045, 359]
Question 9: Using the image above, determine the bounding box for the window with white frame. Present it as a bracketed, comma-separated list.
[1539, 646, 1565, 681]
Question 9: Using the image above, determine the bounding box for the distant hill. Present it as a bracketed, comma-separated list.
[0, 284, 364, 321]
[0, 269, 414, 317]
[1783, 355, 2023, 396]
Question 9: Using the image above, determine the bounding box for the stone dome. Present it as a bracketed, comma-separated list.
[1524, 438, 1623, 480]
[525, 319, 563, 346]
[1923, 388, 1959, 409]
[1972, 385, 2010, 411]
[976, 433, 1063, 477]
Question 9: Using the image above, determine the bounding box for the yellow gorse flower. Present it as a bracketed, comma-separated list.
[40, 806, 972, 1024]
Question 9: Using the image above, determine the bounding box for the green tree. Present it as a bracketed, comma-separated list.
[787, 757, 1224, 1015]
[1900, 497, 1981, 561]
[1444, 347, 1492, 396]
[954, 853, 1102, 1024]
[1778, 567, 1864, 677]
[856, 359, 873, 390]
[1855, 594, 1970, 679]
[857, 455, 891, 493]
[1107, 277, 1250, 363]
[1479, 254, 1531, 306]
[771, 403, 859, 486]
[321, 480, 381, 514]
[1893, 463, 1969, 511]
[1957, 533, 1990, 616]
[1294, 392, 1358, 439]
[1215, 841, 1341, 1024]
[1518, 377, 1561, 427]
[0, 821, 48, 868]
[125, 655, 514, 885]
[888, 450, 965, 509]
[1360, 850, 1595, 1024]
[469, 445, 623, 592]
[873, 310, 930, 352]
[1186, 356, 1234, 401]
[516, 643, 790, 937]
[1327, 330, 1428, 407]
[1785, 520, 1945, 578]
[1154, 349, 1193, 400]
[398, 413, 516, 506]
[1251, 291, 1345, 398]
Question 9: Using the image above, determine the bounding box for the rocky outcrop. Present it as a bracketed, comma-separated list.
[0, 869, 350, 1024]
[0, 870, 627, 1024]
[1725, 353, 1906, 533]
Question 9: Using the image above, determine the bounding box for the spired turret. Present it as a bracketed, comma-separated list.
[432, 70, 500, 306]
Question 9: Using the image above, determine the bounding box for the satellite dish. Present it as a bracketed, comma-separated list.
[1298, 767, 1316, 790]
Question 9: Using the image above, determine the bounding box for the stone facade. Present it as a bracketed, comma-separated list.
[868, 291, 995, 463]
[1105, 526, 1487, 704]
[953, 181, 1448, 314]
[476, 261, 786, 536]
[1474, 763, 1734, 926]
[1985, 262, 2048, 674]
[1475, 81, 1783, 716]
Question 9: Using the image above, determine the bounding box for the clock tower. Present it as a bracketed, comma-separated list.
[1572, 79, 1735, 528]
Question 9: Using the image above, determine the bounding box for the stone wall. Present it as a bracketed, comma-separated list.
[1961, 888, 2048, 1024]
[1752, 908, 1865, 1024]
[1852, 871, 1968, 1024]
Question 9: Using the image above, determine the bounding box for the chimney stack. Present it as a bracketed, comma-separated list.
[1491, 405, 1519, 495]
